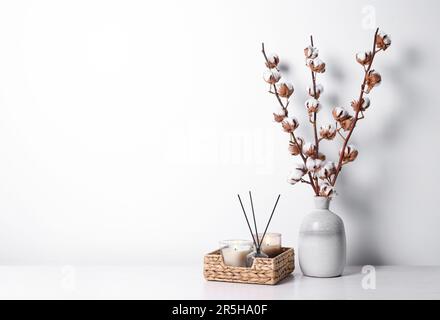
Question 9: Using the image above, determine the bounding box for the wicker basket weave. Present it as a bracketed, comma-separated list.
[204, 247, 294, 285]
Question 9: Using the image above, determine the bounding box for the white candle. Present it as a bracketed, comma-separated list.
[256, 233, 282, 258]
[220, 240, 253, 267]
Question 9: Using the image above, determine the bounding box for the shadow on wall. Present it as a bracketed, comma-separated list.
[325, 56, 346, 107]
[337, 46, 423, 265]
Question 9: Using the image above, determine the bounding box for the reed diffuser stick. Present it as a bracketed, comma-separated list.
[237, 194, 259, 250]
[249, 191, 260, 252]
[259, 194, 281, 248]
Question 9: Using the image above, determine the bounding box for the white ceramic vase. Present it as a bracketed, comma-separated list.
[298, 196, 346, 277]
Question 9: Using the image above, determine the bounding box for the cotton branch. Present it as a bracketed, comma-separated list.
[260, 29, 390, 198]
[331, 28, 380, 186]
[262, 42, 319, 195]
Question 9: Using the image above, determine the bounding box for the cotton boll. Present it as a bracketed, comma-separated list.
[276, 82, 294, 98]
[281, 117, 299, 133]
[273, 107, 287, 123]
[265, 53, 280, 69]
[294, 163, 308, 176]
[288, 137, 304, 156]
[263, 69, 281, 84]
[287, 163, 307, 184]
[356, 51, 373, 66]
[351, 97, 370, 112]
[305, 157, 314, 171]
[356, 51, 367, 61]
[307, 58, 326, 73]
[319, 183, 335, 198]
[302, 142, 317, 157]
[332, 107, 349, 121]
[332, 107, 353, 130]
[305, 98, 321, 114]
[324, 161, 336, 173]
[307, 83, 324, 98]
[319, 124, 336, 140]
[365, 70, 381, 93]
[376, 31, 391, 51]
[304, 46, 319, 59]
[318, 161, 336, 179]
[306, 157, 323, 173]
[340, 144, 358, 163]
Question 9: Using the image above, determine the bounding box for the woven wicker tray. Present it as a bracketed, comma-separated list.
[204, 247, 294, 285]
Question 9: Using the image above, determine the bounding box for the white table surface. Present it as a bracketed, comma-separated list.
[0, 265, 439, 300]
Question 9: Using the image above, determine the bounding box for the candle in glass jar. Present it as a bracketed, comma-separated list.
[256, 233, 282, 258]
[220, 240, 253, 267]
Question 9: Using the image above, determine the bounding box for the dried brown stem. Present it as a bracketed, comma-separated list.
[309, 35, 320, 189]
[337, 128, 347, 141]
[300, 178, 311, 185]
[309, 35, 320, 157]
[331, 28, 380, 186]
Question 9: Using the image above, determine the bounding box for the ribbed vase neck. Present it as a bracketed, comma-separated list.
[314, 196, 330, 210]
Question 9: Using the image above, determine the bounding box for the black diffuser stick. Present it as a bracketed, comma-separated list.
[249, 191, 260, 252]
[237, 194, 258, 250]
[259, 194, 281, 248]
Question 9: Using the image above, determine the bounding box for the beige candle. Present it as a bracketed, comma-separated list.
[220, 240, 253, 267]
[256, 233, 282, 258]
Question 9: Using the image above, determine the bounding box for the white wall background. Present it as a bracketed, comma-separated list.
[0, 0, 438, 266]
